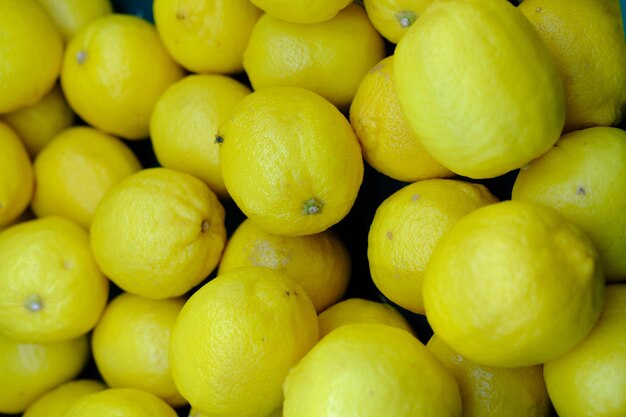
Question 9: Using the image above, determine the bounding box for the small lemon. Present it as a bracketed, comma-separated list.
[170, 266, 319, 417]
[63, 388, 178, 417]
[249, 0, 352, 23]
[90, 168, 226, 299]
[23, 379, 106, 417]
[36, 0, 112, 42]
[364, 0, 434, 43]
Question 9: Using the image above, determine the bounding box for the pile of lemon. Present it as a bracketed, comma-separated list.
[1, 0, 625, 416]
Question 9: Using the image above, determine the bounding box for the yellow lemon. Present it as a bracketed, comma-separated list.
[90, 167, 226, 299]
[519, 0, 626, 132]
[0, 333, 89, 414]
[36, 0, 112, 42]
[150, 74, 251, 198]
[0, 121, 34, 228]
[2, 84, 75, 157]
[0, 0, 63, 113]
[368, 179, 497, 314]
[394, 0, 565, 179]
[92, 293, 186, 406]
[153, 0, 262, 74]
[190, 408, 283, 417]
[0, 216, 109, 343]
[61, 14, 184, 140]
[427, 335, 551, 417]
[249, 0, 352, 23]
[63, 388, 178, 417]
[364, 0, 434, 43]
[218, 87, 363, 236]
[218, 218, 351, 313]
[350, 55, 452, 182]
[170, 266, 319, 417]
[544, 284, 626, 417]
[513, 127, 626, 281]
[23, 379, 106, 417]
[32, 126, 142, 229]
[283, 323, 461, 417]
[243, 4, 385, 109]
[423, 200, 605, 367]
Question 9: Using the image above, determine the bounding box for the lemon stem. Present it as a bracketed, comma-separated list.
[396, 10, 417, 28]
[24, 294, 43, 312]
[76, 50, 88, 65]
[303, 198, 323, 215]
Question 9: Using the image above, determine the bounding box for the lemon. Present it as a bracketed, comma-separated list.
[63, 388, 178, 417]
[150, 74, 251, 198]
[0, 333, 89, 414]
[423, 200, 605, 367]
[283, 323, 461, 417]
[0, 0, 63, 113]
[512, 127, 626, 281]
[61, 14, 184, 140]
[218, 87, 363, 237]
[190, 408, 283, 417]
[350, 56, 452, 182]
[364, 0, 434, 43]
[23, 379, 106, 417]
[394, 0, 565, 179]
[243, 4, 385, 109]
[218, 218, 351, 312]
[427, 335, 551, 417]
[0, 216, 109, 343]
[2, 84, 75, 157]
[90, 168, 226, 299]
[519, 0, 626, 132]
[0, 121, 34, 228]
[32, 126, 142, 229]
[368, 179, 497, 314]
[170, 266, 318, 417]
[92, 293, 186, 406]
[36, 0, 112, 42]
[544, 284, 626, 417]
[153, 0, 262, 74]
[249, 0, 352, 23]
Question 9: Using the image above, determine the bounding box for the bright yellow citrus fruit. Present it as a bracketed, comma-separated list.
[218, 87, 363, 237]
[170, 266, 319, 417]
[249, 0, 352, 23]
[394, 0, 565, 179]
[364, 0, 434, 43]
[61, 14, 184, 140]
[423, 200, 605, 367]
[0, 216, 109, 343]
[36, 0, 112, 42]
[150, 74, 251, 198]
[90, 167, 226, 299]
[218, 218, 351, 313]
[63, 388, 178, 417]
[32, 126, 142, 229]
[243, 4, 385, 109]
[190, 408, 283, 417]
[23, 379, 106, 417]
[368, 179, 497, 314]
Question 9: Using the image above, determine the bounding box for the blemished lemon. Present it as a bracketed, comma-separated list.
[544, 284, 626, 417]
[519, 0, 626, 132]
[283, 323, 461, 417]
[32, 126, 142, 229]
[368, 179, 497, 314]
[92, 293, 186, 406]
[63, 388, 178, 417]
[394, 0, 565, 179]
[153, 0, 262, 74]
[218, 218, 351, 313]
[0, 0, 63, 113]
[36, 0, 112, 42]
[170, 267, 319, 417]
[318, 298, 415, 339]
[0, 333, 89, 414]
[90, 168, 226, 299]
[218, 87, 363, 237]
[243, 4, 385, 109]
[0, 216, 109, 343]
[23, 379, 106, 417]
[513, 127, 626, 281]
[150, 74, 251, 198]
[427, 335, 551, 417]
[350, 56, 452, 182]
[364, 0, 434, 43]
[61, 14, 184, 140]
[423, 200, 605, 367]
[249, 0, 352, 24]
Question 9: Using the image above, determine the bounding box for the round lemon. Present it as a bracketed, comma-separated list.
[394, 0, 565, 178]
[63, 388, 178, 417]
[170, 266, 319, 417]
[92, 293, 186, 406]
[0, 216, 109, 343]
[90, 167, 226, 299]
[249, 0, 352, 24]
[150, 74, 251, 198]
[364, 0, 434, 43]
[218, 87, 363, 236]
[36, 0, 112, 42]
[423, 200, 605, 367]
[23, 379, 106, 417]
[32, 126, 142, 229]
[191, 408, 283, 417]
[243, 4, 385, 109]
[218, 218, 351, 313]
[368, 179, 497, 314]
[61, 14, 184, 140]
